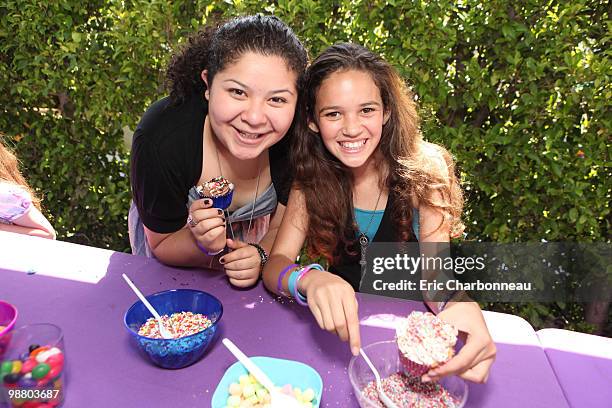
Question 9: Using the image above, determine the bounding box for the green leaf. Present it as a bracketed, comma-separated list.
[569, 208, 578, 221]
[501, 24, 514, 39]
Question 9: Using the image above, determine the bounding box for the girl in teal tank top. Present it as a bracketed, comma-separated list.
[262, 43, 496, 384]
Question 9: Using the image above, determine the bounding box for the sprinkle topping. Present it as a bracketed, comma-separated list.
[362, 372, 462, 408]
[137, 312, 212, 339]
[196, 177, 234, 198]
[396, 311, 458, 366]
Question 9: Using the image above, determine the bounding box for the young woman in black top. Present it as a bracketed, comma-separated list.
[129, 15, 307, 287]
[263, 43, 496, 383]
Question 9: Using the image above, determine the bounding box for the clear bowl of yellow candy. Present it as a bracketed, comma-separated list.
[212, 356, 323, 408]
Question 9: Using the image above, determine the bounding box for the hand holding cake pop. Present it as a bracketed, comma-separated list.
[187, 196, 227, 256]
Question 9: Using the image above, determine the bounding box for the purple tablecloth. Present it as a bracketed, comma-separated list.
[537, 328, 612, 408]
[0, 232, 571, 407]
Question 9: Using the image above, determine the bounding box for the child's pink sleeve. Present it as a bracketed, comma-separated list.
[0, 181, 32, 223]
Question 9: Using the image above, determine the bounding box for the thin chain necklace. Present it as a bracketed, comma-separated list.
[214, 141, 261, 240]
[358, 185, 383, 277]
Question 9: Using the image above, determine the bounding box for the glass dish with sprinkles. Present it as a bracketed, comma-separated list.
[348, 340, 468, 408]
[362, 372, 463, 408]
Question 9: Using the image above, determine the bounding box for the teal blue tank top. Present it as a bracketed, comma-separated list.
[354, 208, 420, 241]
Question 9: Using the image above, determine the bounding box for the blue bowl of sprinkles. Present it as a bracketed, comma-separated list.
[124, 289, 223, 369]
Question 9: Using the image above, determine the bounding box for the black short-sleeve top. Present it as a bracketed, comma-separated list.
[130, 95, 291, 234]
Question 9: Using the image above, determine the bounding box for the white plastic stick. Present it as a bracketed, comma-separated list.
[360, 348, 399, 408]
[122, 274, 173, 339]
[221, 338, 303, 408]
[221, 338, 276, 390]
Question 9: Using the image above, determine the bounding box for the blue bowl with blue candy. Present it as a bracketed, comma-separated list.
[124, 289, 223, 369]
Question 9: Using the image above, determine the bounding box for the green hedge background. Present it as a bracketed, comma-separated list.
[1, 1, 609, 333]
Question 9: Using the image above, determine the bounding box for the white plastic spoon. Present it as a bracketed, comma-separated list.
[222, 338, 303, 408]
[359, 348, 399, 408]
[122, 273, 174, 339]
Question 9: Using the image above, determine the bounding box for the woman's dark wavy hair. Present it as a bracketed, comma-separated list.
[165, 15, 308, 104]
[293, 43, 464, 264]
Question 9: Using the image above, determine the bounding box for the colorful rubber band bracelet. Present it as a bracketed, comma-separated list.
[196, 241, 224, 256]
[277, 263, 298, 297]
[288, 268, 304, 302]
[294, 263, 324, 306]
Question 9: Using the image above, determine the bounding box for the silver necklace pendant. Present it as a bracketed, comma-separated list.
[215, 141, 261, 241]
[357, 185, 383, 283]
[359, 233, 368, 267]
[359, 233, 369, 247]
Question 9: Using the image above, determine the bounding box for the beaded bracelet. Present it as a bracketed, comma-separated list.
[293, 263, 324, 306]
[196, 241, 224, 256]
[248, 243, 268, 268]
[277, 263, 298, 297]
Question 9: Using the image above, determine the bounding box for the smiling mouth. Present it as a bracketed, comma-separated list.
[233, 127, 267, 142]
[238, 130, 261, 139]
[339, 139, 367, 152]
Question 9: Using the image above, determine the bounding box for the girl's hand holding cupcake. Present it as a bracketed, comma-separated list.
[220, 239, 262, 288]
[425, 301, 496, 384]
[298, 269, 361, 356]
[187, 198, 226, 254]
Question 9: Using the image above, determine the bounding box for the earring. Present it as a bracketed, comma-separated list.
[204, 89, 210, 99]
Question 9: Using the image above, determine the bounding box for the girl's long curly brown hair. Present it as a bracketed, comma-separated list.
[292, 43, 464, 264]
[0, 137, 41, 210]
[165, 14, 308, 105]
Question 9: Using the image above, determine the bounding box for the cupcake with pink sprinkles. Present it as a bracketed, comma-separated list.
[396, 311, 458, 378]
